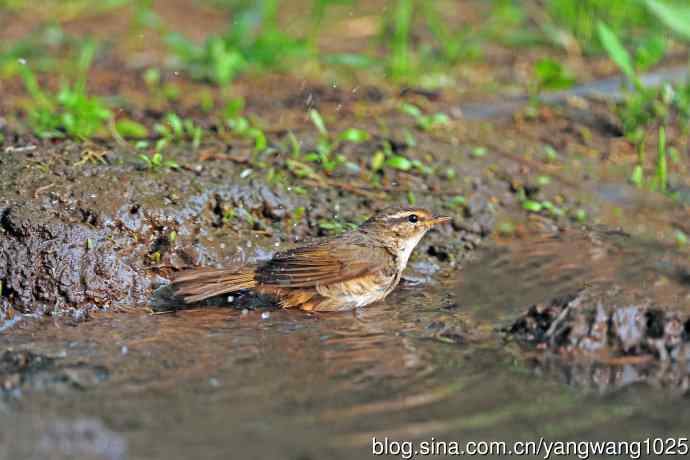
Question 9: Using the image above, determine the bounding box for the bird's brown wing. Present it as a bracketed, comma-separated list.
[256, 238, 391, 288]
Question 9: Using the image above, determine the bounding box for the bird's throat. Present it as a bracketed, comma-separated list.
[393, 232, 427, 271]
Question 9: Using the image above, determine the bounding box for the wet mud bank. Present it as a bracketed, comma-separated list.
[0, 132, 481, 320]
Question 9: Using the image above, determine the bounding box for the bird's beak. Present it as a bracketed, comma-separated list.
[426, 216, 451, 227]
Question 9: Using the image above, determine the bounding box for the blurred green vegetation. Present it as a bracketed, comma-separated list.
[2, 0, 689, 85]
[1, 0, 690, 193]
[18, 40, 112, 139]
[164, 0, 313, 85]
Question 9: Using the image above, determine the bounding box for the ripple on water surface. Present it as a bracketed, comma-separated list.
[3, 230, 690, 459]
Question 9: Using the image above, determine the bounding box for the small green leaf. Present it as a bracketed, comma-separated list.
[228, 116, 249, 134]
[166, 113, 184, 138]
[339, 128, 369, 143]
[430, 113, 450, 126]
[143, 68, 161, 87]
[308, 109, 328, 136]
[287, 159, 315, 177]
[403, 129, 417, 147]
[287, 131, 301, 157]
[224, 97, 245, 119]
[544, 145, 559, 162]
[471, 147, 487, 158]
[534, 58, 575, 90]
[371, 150, 385, 171]
[522, 200, 543, 213]
[385, 155, 413, 171]
[155, 138, 168, 152]
[657, 125, 667, 193]
[574, 209, 588, 223]
[449, 195, 466, 207]
[247, 128, 267, 151]
[292, 207, 305, 221]
[319, 221, 338, 230]
[536, 175, 551, 186]
[400, 103, 422, 118]
[630, 165, 644, 187]
[115, 119, 149, 139]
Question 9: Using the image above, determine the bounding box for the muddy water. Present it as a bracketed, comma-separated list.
[2, 231, 690, 460]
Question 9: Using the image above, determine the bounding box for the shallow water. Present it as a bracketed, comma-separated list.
[2, 231, 690, 460]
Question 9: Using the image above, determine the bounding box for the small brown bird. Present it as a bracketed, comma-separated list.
[172, 207, 449, 311]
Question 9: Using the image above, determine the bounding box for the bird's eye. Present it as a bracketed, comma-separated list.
[408, 214, 419, 223]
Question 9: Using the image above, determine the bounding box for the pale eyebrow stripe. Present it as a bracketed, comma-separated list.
[388, 212, 412, 219]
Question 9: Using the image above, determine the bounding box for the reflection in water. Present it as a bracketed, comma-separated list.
[2, 228, 690, 458]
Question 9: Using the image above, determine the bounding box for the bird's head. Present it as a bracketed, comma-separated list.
[360, 207, 450, 262]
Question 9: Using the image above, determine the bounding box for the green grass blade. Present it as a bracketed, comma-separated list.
[596, 21, 636, 83]
[646, 0, 690, 41]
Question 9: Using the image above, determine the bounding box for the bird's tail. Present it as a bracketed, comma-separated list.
[172, 267, 257, 303]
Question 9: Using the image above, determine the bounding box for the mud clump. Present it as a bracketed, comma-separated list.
[1, 349, 55, 391]
[508, 287, 690, 362]
[1, 349, 109, 394]
[1, 203, 148, 314]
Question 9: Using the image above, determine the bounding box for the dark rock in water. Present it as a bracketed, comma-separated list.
[1, 350, 56, 388]
[507, 286, 690, 362]
[1, 350, 109, 394]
